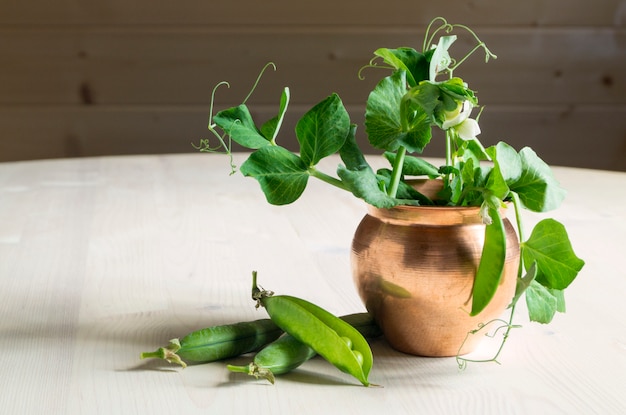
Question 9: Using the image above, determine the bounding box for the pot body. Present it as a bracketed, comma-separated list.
[351, 204, 519, 356]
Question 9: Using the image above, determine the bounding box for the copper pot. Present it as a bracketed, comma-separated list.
[351, 184, 519, 357]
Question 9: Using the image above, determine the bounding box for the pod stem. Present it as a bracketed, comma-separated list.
[251, 271, 274, 308]
[227, 362, 276, 384]
[140, 338, 187, 368]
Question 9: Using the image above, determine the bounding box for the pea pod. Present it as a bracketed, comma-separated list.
[228, 334, 317, 384]
[251, 271, 374, 386]
[140, 319, 282, 368]
[227, 312, 382, 383]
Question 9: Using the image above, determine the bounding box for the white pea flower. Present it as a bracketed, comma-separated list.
[442, 100, 472, 129]
[442, 100, 481, 140]
[455, 118, 481, 141]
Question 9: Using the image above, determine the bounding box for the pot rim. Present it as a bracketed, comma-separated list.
[366, 178, 512, 225]
[366, 203, 512, 226]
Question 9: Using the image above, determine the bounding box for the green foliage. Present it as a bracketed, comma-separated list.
[372, 47, 429, 87]
[296, 93, 350, 166]
[260, 87, 290, 144]
[364, 70, 433, 153]
[199, 17, 585, 355]
[213, 105, 270, 149]
[508, 148, 567, 212]
[239, 146, 310, 205]
[383, 152, 439, 177]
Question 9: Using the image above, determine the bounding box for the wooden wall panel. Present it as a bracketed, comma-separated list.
[1, 1, 624, 26]
[0, 29, 623, 106]
[0, 1, 625, 170]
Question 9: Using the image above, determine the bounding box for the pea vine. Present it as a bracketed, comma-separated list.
[196, 17, 585, 366]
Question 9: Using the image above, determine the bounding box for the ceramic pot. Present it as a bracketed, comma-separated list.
[351, 185, 519, 357]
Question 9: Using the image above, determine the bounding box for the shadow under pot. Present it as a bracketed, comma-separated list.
[351, 198, 520, 357]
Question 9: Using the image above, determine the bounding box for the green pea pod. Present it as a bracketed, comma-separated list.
[228, 334, 317, 384]
[251, 271, 374, 386]
[140, 319, 282, 368]
[227, 312, 382, 383]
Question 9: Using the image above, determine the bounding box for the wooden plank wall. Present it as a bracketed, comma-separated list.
[1, 1, 625, 170]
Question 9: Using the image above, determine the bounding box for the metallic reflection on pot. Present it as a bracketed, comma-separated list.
[351, 203, 519, 357]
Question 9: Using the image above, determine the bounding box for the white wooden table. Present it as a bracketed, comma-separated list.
[1, 153, 624, 414]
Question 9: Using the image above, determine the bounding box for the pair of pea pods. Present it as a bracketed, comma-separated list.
[141, 271, 380, 386]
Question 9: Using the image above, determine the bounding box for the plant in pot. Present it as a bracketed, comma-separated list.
[196, 17, 585, 363]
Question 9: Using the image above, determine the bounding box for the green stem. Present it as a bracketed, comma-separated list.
[226, 364, 250, 374]
[510, 192, 527, 278]
[139, 350, 164, 360]
[309, 168, 350, 192]
[445, 130, 453, 167]
[456, 185, 482, 206]
[456, 305, 520, 369]
[387, 146, 406, 198]
[251, 270, 261, 299]
[227, 363, 276, 384]
[510, 192, 525, 243]
[444, 129, 454, 187]
[140, 340, 187, 368]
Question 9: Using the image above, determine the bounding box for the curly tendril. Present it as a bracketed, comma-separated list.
[357, 56, 394, 80]
[242, 62, 276, 104]
[194, 63, 278, 175]
[192, 80, 235, 171]
[455, 306, 523, 371]
[423, 17, 497, 78]
[207, 81, 230, 130]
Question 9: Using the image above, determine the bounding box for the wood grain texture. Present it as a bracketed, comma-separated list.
[1, 0, 624, 26]
[1, 29, 623, 106]
[0, 1, 624, 169]
[0, 153, 625, 414]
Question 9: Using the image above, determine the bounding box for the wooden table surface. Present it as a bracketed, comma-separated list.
[1, 153, 624, 414]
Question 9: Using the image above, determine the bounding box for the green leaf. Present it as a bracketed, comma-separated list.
[509, 147, 566, 212]
[403, 78, 475, 130]
[522, 219, 585, 290]
[383, 152, 439, 177]
[487, 142, 522, 185]
[460, 158, 475, 188]
[373, 47, 429, 87]
[376, 169, 434, 205]
[438, 165, 462, 204]
[438, 77, 478, 107]
[339, 124, 370, 171]
[456, 160, 484, 206]
[336, 165, 401, 208]
[403, 81, 440, 121]
[260, 87, 290, 144]
[485, 162, 510, 200]
[365, 71, 405, 151]
[471, 206, 506, 316]
[365, 71, 432, 153]
[461, 137, 490, 162]
[213, 105, 270, 149]
[509, 261, 538, 308]
[338, 126, 424, 207]
[296, 93, 350, 166]
[525, 279, 558, 324]
[551, 288, 566, 313]
[240, 146, 309, 205]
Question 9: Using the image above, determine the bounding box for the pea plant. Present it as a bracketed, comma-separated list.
[196, 17, 584, 365]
